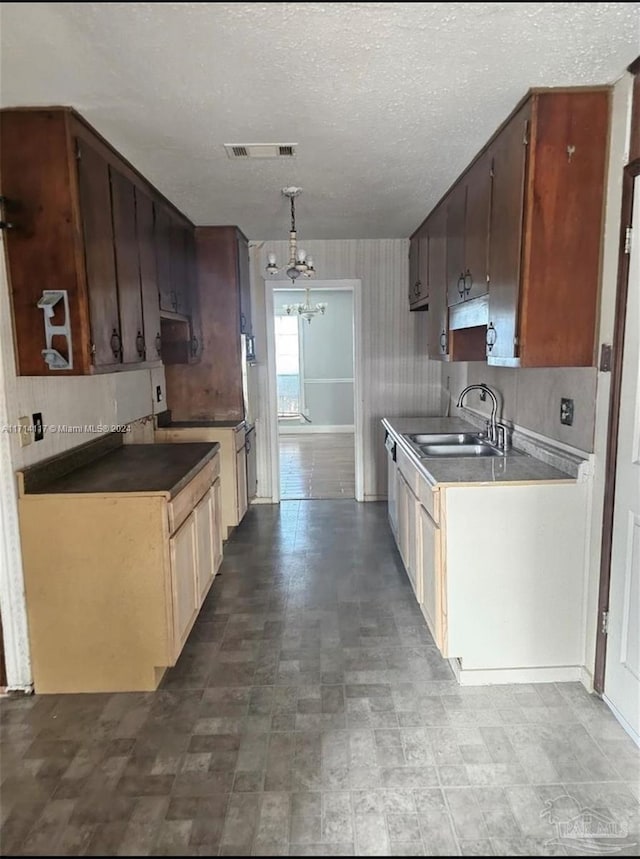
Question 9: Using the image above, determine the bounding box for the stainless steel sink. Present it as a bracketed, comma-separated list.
[405, 432, 485, 445]
[418, 442, 503, 458]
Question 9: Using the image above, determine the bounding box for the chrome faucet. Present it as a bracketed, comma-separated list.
[456, 383, 505, 449]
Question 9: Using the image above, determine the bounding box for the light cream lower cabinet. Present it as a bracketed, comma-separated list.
[388, 440, 589, 684]
[155, 424, 248, 538]
[18, 453, 223, 693]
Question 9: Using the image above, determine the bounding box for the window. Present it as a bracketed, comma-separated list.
[275, 314, 301, 417]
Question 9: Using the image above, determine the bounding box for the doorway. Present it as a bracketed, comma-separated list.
[265, 279, 364, 503]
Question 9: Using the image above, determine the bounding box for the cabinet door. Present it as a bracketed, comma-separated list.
[487, 101, 531, 361]
[169, 220, 190, 317]
[135, 188, 162, 361]
[387, 453, 398, 537]
[155, 205, 175, 313]
[463, 152, 492, 301]
[237, 232, 252, 334]
[417, 230, 429, 304]
[419, 504, 442, 651]
[408, 235, 420, 306]
[169, 513, 198, 655]
[426, 206, 449, 359]
[194, 488, 215, 603]
[76, 139, 121, 366]
[110, 168, 145, 364]
[446, 183, 467, 307]
[236, 447, 248, 523]
[397, 473, 419, 598]
[212, 477, 223, 574]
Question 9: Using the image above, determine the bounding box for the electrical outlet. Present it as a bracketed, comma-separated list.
[156, 385, 163, 403]
[18, 416, 32, 447]
[560, 398, 574, 426]
[32, 412, 44, 441]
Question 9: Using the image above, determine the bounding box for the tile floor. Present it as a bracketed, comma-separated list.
[1, 501, 638, 856]
[279, 434, 355, 500]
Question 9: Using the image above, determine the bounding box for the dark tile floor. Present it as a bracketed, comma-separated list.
[1, 501, 638, 856]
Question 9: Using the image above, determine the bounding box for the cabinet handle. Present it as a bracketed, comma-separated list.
[457, 273, 465, 297]
[440, 329, 447, 353]
[245, 438, 251, 454]
[110, 329, 122, 359]
[240, 312, 247, 332]
[464, 269, 473, 296]
[486, 322, 497, 352]
[155, 332, 162, 356]
[135, 331, 145, 358]
[170, 290, 178, 311]
[415, 280, 421, 297]
[190, 335, 199, 357]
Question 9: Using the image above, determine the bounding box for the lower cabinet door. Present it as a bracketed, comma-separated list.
[169, 512, 198, 657]
[419, 504, 443, 652]
[387, 454, 398, 536]
[236, 448, 248, 523]
[194, 488, 215, 603]
[212, 477, 223, 575]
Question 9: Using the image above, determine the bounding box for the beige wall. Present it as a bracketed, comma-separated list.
[250, 239, 442, 499]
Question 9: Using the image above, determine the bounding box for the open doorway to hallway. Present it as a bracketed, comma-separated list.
[274, 286, 355, 499]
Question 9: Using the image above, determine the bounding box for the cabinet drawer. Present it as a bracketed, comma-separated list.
[167, 456, 219, 534]
[418, 476, 440, 526]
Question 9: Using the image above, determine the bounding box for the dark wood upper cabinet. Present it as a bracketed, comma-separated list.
[409, 86, 610, 367]
[1, 106, 196, 375]
[408, 235, 419, 305]
[445, 182, 466, 307]
[109, 167, 144, 364]
[409, 228, 429, 310]
[135, 188, 162, 362]
[237, 232, 252, 335]
[463, 151, 492, 302]
[426, 205, 448, 359]
[76, 140, 121, 367]
[486, 101, 531, 363]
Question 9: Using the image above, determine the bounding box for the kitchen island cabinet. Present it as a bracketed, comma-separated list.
[16, 436, 223, 693]
[383, 417, 590, 685]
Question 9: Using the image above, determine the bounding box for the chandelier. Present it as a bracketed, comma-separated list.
[266, 187, 327, 322]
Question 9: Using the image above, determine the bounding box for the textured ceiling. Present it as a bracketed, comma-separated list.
[1, 2, 639, 238]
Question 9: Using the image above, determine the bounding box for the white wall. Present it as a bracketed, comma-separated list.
[251, 239, 442, 500]
[276, 288, 354, 429]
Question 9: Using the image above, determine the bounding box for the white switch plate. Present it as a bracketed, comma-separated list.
[18, 415, 32, 447]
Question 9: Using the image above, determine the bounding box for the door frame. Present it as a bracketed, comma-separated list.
[594, 72, 640, 694]
[265, 278, 364, 503]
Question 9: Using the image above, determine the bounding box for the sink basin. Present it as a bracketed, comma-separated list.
[418, 442, 503, 458]
[406, 432, 485, 445]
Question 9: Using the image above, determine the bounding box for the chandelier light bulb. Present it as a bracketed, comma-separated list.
[297, 249, 306, 262]
[267, 253, 277, 265]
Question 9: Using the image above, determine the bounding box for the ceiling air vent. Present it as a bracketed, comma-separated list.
[224, 143, 297, 159]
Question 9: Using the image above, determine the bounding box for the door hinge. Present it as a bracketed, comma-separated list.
[624, 226, 632, 255]
[601, 610, 609, 636]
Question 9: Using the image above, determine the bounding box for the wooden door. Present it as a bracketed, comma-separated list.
[154, 205, 174, 312]
[604, 176, 640, 738]
[419, 504, 442, 650]
[236, 447, 248, 522]
[237, 232, 252, 334]
[169, 218, 189, 316]
[169, 513, 198, 655]
[194, 488, 215, 603]
[446, 183, 467, 307]
[486, 100, 531, 361]
[426, 205, 449, 359]
[76, 139, 121, 366]
[463, 151, 492, 301]
[408, 235, 420, 306]
[135, 188, 162, 361]
[110, 168, 144, 364]
[212, 477, 223, 575]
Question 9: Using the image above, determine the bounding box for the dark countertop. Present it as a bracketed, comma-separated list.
[27, 443, 220, 497]
[165, 421, 246, 430]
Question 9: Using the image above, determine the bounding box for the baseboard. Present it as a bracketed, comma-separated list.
[279, 425, 354, 434]
[449, 659, 583, 686]
[579, 665, 594, 693]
